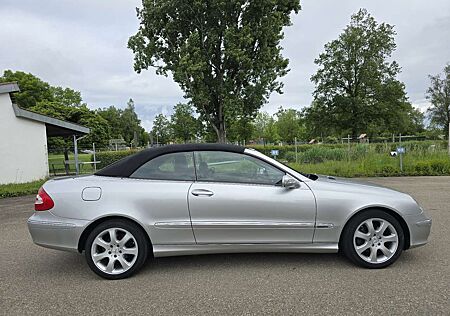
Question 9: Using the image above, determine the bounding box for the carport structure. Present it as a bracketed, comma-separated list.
[0, 82, 90, 184]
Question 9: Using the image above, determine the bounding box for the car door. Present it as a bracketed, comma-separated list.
[188, 151, 316, 244]
[128, 151, 196, 244]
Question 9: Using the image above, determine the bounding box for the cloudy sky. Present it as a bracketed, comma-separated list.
[1, 0, 449, 131]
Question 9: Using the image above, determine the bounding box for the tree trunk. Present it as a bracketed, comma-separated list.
[216, 101, 226, 143]
[216, 122, 226, 143]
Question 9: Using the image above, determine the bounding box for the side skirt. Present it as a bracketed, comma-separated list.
[152, 243, 338, 258]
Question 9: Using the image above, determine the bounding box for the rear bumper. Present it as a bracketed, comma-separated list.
[27, 212, 89, 252]
[404, 212, 432, 249]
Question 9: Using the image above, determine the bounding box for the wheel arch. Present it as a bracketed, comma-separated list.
[338, 206, 410, 250]
[77, 215, 153, 253]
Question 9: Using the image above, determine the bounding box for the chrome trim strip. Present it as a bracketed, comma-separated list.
[154, 221, 192, 229]
[315, 223, 335, 229]
[415, 219, 432, 227]
[191, 221, 315, 229]
[153, 243, 339, 257]
[27, 220, 76, 229]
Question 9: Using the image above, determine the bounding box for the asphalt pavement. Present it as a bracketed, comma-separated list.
[0, 176, 449, 315]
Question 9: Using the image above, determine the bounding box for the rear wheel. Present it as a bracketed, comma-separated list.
[85, 219, 149, 279]
[341, 210, 404, 268]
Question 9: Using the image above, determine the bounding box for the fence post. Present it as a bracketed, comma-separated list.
[399, 133, 403, 172]
[74, 135, 79, 175]
[295, 137, 298, 164]
[93, 143, 96, 172]
[347, 134, 350, 161]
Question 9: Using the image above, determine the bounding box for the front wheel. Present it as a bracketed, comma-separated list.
[341, 210, 404, 268]
[85, 219, 149, 279]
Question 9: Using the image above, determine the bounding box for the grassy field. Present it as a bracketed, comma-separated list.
[48, 153, 93, 175]
[269, 141, 450, 177]
[0, 179, 47, 199]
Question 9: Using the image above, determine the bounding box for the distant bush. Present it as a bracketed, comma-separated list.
[94, 150, 137, 169]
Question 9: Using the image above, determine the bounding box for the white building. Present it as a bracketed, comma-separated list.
[0, 82, 89, 184]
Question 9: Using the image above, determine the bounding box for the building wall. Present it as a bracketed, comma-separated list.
[0, 94, 49, 184]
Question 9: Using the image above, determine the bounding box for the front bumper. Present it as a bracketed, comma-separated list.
[404, 212, 432, 249]
[27, 211, 89, 252]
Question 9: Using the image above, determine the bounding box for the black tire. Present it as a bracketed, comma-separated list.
[341, 209, 404, 269]
[85, 219, 149, 279]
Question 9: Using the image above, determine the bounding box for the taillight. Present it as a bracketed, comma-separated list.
[35, 187, 54, 211]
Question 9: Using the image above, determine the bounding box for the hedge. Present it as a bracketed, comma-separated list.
[94, 150, 137, 169]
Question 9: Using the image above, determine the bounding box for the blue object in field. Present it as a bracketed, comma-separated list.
[271, 149, 279, 156]
[396, 147, 406, 154]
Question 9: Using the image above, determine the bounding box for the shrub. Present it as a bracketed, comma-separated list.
[94, 150, 138, 169]
[430, 159, 450, 174]
[414, 162, 432, 175]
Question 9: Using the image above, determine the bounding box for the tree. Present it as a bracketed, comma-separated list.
[151, 113, 172, 144]
[275, 107, 304, 143]
[0, 70, 53, 109]
[121, 99, 147, 146]
[98, 101, 149, 147]
[426, 64, 450, 139]
[170, 103, 198, 142]
[128, 0, 300, 142]
[51, 86, 83, 107]
[227, 116, 254, 143]
[308, 9, 418, 138]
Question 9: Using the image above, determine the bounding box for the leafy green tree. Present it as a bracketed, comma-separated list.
[97, 106, 123, 139]
[170, 103, 198, 142]
[427, 63, 450, 138]
[275, 107, 304, 143]
[128, 0, 300, 142]
[151, 113, 172, 144]
[121, 99, 147, 146]
[51, 86, 83, 107]
[227, 116, 254, 143]
[252, 111, 279, 144]
[308, 9, 417, 138]
[98, 100, 149, 147]
[0, 70, 54, 109]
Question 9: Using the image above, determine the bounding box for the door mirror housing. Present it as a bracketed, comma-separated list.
[282, 175, 301, 189]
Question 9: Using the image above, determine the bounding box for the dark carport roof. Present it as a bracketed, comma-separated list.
[95, 143, 245, 177]
[12, 104, 90, 136]
[1, 81, 89, 137]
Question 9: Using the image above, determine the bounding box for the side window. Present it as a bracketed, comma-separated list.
[130, 152, 195, 181]
[194, 151, 285, 185]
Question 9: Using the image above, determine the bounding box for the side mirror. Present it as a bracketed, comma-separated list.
[282, 175, 300, 189]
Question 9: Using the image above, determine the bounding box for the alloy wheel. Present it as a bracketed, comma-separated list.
[353, 218, 399, 264]
[90, 228, 139, 275]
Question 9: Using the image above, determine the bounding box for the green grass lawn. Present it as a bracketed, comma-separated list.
[48, 153, 93, 175]
[0, 179, 46, 199]
[288, 151, 450, 177]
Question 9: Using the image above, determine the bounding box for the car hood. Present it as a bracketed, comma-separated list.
[309, 174, 406, 197]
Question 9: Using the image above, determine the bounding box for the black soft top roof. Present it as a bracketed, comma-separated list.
[95, 143, 245, 177]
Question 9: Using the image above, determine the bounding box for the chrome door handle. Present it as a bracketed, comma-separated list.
[191, 189, 214, 197]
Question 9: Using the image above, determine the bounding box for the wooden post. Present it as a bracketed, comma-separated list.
[295, 137, 298, 164]
[74, 135, 79, 175]
[93, 143, 97, 172]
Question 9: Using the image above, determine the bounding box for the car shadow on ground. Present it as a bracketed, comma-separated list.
[29, 248, 421, 281]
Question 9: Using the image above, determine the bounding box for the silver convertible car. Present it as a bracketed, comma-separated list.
[28, 144, 431, 279]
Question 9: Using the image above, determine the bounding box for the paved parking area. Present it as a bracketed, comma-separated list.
[0, 176, 449, 315]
